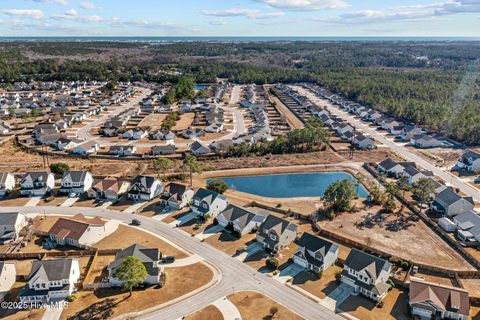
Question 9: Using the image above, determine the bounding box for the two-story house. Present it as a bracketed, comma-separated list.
[0, 172, 15, 197]
[431, 188, 475, 217]
[341, 248, 392, 302]
[409, 277, 470, 320]
[87, 177, 130, 201]
[108, 244, 163, 286]
[19, 258, 80, 304]
[127, 176, 163, 201]
[191, 188, 228, 218]
[293, 232, 338, 273]
[217, 204, 266, 235]
[256, 215, 297, 252]
[160, 182, 194, 210]
[455, 151, 480, 173]
[20, 172, 55, 197]
[60, 171, 93, 195]
[0, 262, 16, 302]
[0, 212, 28, 243]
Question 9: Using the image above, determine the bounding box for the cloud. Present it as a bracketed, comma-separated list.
[0, 9, 45, 19]
[79, 1, 97, 10]
[65, 9, 78, 16]
[254, 0, 349, 10]
[208, 19, 228, 25]
[201, 8, 285, 19]
[32, 0, 68, 5]
[51, 12, 102, 22]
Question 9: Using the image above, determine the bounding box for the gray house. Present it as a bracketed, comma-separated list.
[293, 232, 338, 273]
[0, 212, 28, 242]
[160, 183, 194, 210]
[256, 215, 297, 252]
[216, 205, 266, 235]
[127, 176, 163, 201]
[191, 188, 228, 218]
[20, 172, 55, 197]
[431, 188, 474, 217]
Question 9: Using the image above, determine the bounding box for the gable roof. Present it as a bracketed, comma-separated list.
[219, 204, 265, 230]
[61, 171, 90, 183]
[0, 212, 23, 226]
[28, 258, 75, 282]
[436, 188, 474, 206]
[109, 244, 161, 277]
[296, 232, 337, 257]
[344, 248, 391, 281]
[260, 214, 297, 236]
[131, 176, 158, 189]
[193, 188, 226, 204]
[21, 172, 50, 184]
[378, 158, 399, 171]
[48, 213, 105, 241]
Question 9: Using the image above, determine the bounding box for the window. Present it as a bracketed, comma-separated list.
[269, 234, 277, 241]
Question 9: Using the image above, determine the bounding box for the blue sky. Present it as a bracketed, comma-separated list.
[0, 0, 479, 36]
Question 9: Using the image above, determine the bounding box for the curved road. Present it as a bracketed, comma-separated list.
[1, 206, 342, 320]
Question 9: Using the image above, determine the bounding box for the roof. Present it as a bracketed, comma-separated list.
[90, 178, 127, 193]
[163, 182, 191, 201]
[109, 244, 161, 277]
[21, 172, 50, 184]
[131, 175, 158, 189]
[190, 141, 209, 152]
[378, 158, 399, 171]
[62, 171, 90, 183]
[344, 248, 391, 281]
[436, 188, 474, 206]
[219, 204, 265, 230]
[193, 188, 226, 205]
[296, 232, 337, 257]
[0, 172, 13, 184]
[0, 212, 23, 226]
[48, 213, 105, 241]
[259, 214, 297, 236]
[28, 258, 76, 282]
[409, 277, 470, 316]
[461, 150, 480, 160]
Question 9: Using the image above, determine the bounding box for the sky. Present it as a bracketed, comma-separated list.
[0, 0, 479, 37]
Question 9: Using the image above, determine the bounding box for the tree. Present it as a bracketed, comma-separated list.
[50, 162, 70, 176]
[182, 154, 202, 186]
[369, 183, 386, 206]
[413, 177, 436, 213]
[354, 173, 364, 196]
[206, 179, 228, 194]
[383, 182, 398, 212]
[397, 175, 411, 198]
[152, 157, 174, 179]
[266, 257, 279, 270]
[323, 179, 356, 213]
[113, 256, 147, 297]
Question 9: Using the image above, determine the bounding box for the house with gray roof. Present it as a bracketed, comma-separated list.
[341, 248, 392, 302]
[191, 188, 228, 218]
[19, 258, 80, 304]
[293, 232, 338, 273]
[354, 135, 375, 150]
[60, 171, 93, 195]
[455, 150, 480, 173]
[256, 215, 297, 252]
[189, 141, 210, 156]
[431, 188, 474, 217]
[453, 210, 480, 242]
[127, 175, 163, 201]
[20, 172, 55, 196]
[377, 159, 416, 177]
[411, 134, 443, 148]
[108, 244, 163, 286]
[217, 204, 266, 235]
[160, 182, 194, 210]
[0, 212, 28, 243]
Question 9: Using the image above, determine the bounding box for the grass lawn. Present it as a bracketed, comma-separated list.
[292, 265, 342, 299]
[0, 192, 30, 206]
[108, 199, 135, 211]
[185, 305, 223, 320]
[338, 288, 409, 320]
[95, 225, 188, 258]
[61, 262, 213, 320]
[228, 291, 302, 320]
[205, 231, 256, 256]
[178, 217, 215, 236]
[37, 196, 68, 206]
[72, 198, 100, 208]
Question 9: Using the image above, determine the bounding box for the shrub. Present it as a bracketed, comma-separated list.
[67, 294, 77, 302]
[377, 301, 384, 308]
[335, 271, 342, 282]
[276, 203, 282, 208]
[50, 162, 70, 176]
[266, 257, 279, 270]
[317, 269, 324, 279]
[206, 180, 228, 194]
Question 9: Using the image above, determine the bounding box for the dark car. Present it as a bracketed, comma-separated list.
[162, 256, 175, 263]
[131, 219, 141, 226]
[235, 246, 247, 254]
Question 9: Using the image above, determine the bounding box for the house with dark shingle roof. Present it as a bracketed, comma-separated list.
[87, 177, 130, 201]
[455, 150, 480, 173]
[191, 188, 228, 218]
[217, 204, 266, 235]
[127, 175, 163, 201]
[0, 212, 28, 242]
[431, 188, 475, 217]
[108, 244, 163, 286]
[340, 248, 392, 302]
[60, 171, 93, 195]
[20, 172, 55, 197]
[19, 258, 80, 304]
[293, 232, 338, 273]
[409, 277, 470, 320]
[256, 215, 297, 252]
[160, 182, 194, 210]
[189, 141, 210, 156]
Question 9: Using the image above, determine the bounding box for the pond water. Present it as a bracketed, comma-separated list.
[207, 172, 369, 198]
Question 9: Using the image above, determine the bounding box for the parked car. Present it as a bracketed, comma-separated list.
[162, 256, 175, 263]
[236, 247, 247, 254]
[131, 219, 141, 226]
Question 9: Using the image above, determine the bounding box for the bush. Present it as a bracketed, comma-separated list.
[335, 271, 342, 282]
[266, 257, 279, 270]
[206, 180, 228, 194]
[398, 259, 411, 271]
[50, 162, 70, 176]
[317, 269, 324, 279]
[67, 294, 77, 302]
[377, 301, 384, 308]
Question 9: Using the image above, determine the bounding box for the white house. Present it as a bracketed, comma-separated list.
[0, 212, 28, 242]
[20, 172, 55, 197]
[19, 259, 80, 304]
[72, 141, 99, 156]
[160, 183, 194, 210]
[109, 145, 137, 157]
[216, 204, 266, 235]
[191, 188, 228, 218]
[293, 232, 338, 273]
[60, 171, 93, 195]
[0, 262, 16, 302]
[0, 172, 16, 197]
[127, 176, 163, 201]
[189, 141, 210, 156]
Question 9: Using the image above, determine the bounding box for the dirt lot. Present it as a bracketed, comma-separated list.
[228, 291, 302, 320]
[108, 199, 135, 211]
[205, 231, 257, 256]
[138, 113, 167, 130]
[292, 265, 342, 299]
[95, 225, 188, 258]
[37, 196, 68, 206]
[338, 288, 409, 320]
[185, 305, 223, 320]
[83, 254, 116, 285]
[244, 243, 296, 272]
[72, 198, 100, 208]
[178, 217, 216, 236]
[319, 207, 475, 271]
[61, 262, 213, 320]
[0, 191, 30, 206]
[172, 112, 195, 131]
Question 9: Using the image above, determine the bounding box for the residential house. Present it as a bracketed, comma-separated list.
[452, 211, 480, 242]
[189, 141, 210, 156]
[411, 134, 443, 148]
[160, 182, 194, 210]
[341, 248, 392, 302]
[293, 232, 339, 272]
[48, 213, 117, 248]
[455, 151, 480, 173]
[0, 172, 15, 197]
[55, 137, 82, 151]
[181, 128, 205, 139]
[19, 259, 80, 304]
[0, 262, 16, 302]
[354, 135, 375, 150]
[191, 188, 228, 218]
[127, 176, 163, 201]
[217, 205, 266, 235]
[123, 128, 148, 140]
[151, 144, 176, 156]
[431, 188, 475, 217]
[72, 141, 99, 155]
[108, 244, 163, 286]
[256, 215, 297, 252]
[409, 277, 469, 320]
[60, 171, 93, 195]
[109, 145, 137, 157]
[0, 212, 28, 242]
[20, 172, 55, 196]
[150, 130, 175, 141]
[401, 166, 433, 185]
[377, 159, 416, 177]
[401, 125, 423, 140]
[87, 178, 130, 201]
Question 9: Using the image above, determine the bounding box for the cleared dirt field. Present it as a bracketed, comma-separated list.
[185, 305, 223, 320]
[138, 113, 167, 130]
[228, 291, 302, 320]
[172, 112, 195, 131]
[0, 191, 30, 206]
[319, 208, 475, 271]
[61, 262, 214, 320]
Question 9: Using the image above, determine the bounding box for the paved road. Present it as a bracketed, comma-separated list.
[1, 206, 342, 320]
[296, 86, 480, 203]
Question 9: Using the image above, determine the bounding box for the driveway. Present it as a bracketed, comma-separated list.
[60, 197, 79, 207]
[321, 283, 355, 311]
[168, 211, 197, 227]
[212, 297, 242, 320]
[123, 201, 146, 214]
[235, 242, 262, 262]
[195, 224, 223, 240]
[24, 197, 41, 207]
[275, 263, 305, 284]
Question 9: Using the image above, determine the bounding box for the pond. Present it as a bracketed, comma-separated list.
[207, 172, 369, 198]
